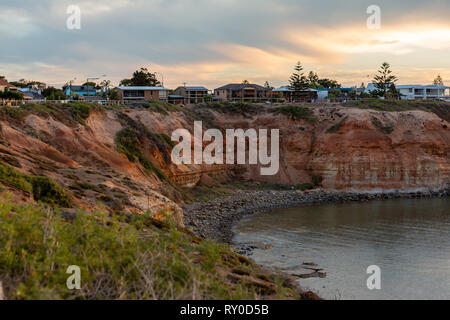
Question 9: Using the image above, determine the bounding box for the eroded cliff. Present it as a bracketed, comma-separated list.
[0, 101, 448, 220]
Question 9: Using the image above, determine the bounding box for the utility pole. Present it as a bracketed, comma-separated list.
[155, 72, 164, 87]
[67, 77, 76, 100]
[86, 75, 106, 99]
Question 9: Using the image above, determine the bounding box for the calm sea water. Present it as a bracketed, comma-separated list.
[233, 198, 450, 300]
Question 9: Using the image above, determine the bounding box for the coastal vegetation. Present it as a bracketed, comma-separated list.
[0, 194, 299, 300]
[0, 162, 71, 207]
[272, 105, 317, 123]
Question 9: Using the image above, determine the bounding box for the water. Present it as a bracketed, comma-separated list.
[233, 198, 450, 300]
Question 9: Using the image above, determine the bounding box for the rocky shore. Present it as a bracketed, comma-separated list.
[183, 188, 450, 243]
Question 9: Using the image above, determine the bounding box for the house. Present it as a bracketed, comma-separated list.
[395, 85, 450, 100]
[63, 85, 97, 97]
[0, 76, 18, 92]
[168, 94, 185, 105]
[272, 86, 293, 101]
[173, 86, 209, 104]
[272, 86, 318, 102]
[18, 87, 45, 101]
[365, 83, 450, 100]
[114, 86, 170, 102]
[214, 83, 271, 101]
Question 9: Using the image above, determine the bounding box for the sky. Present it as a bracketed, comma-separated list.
[0, 0, 449, 89]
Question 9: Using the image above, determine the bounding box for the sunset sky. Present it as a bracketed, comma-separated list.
[1, 0, 449, 89]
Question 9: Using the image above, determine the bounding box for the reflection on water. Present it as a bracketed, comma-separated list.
[233, 198, 450, 300]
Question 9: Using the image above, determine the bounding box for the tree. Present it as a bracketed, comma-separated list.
[42, 87, 67, 100]
[433, 74, 444, 85]
[82, 81, 99, 89]
[120, 67, 161, 87]
[107, 89, 119, 100]
[289, 62, 309, 91]
[307, 71, 320, 88]
[242, 80, 250, 84]
[373, 62, 398, 98]
[264, 81, 274, 90]
[100, 80, 111, 91]
[317, 78, 341, 89]
[0, 88, 24, 100]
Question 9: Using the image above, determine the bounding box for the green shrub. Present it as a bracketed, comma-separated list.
[0, 162, 32, 193]
[273, 106, 317, 123]
[326, 116, 348, 134]
[115, 128, 168, 181]
[371, 117, 394, 134]
[312, 175, 323, 187]
[30, 176, 72, 208]
[297, 183, 314, 191]
[0, 196, 294, 300]
[344, 99, 450, 122]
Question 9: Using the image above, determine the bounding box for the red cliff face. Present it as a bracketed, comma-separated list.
[0, 104, 448, 218]
[214, 106, 450, 191]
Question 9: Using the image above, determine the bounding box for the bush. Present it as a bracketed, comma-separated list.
[312, 175, 323, 187]
[115, 128, 168, 181]
[0, 196, 296, 300]
[297, 183, 314, 191]
[371, 117, 394, 134]
[326, 116, 348, 134]
[30, 176, 72, 208]
[0, 162, 72, 207]
[0, 162, 32, 193]
[273, 106, 317, 123]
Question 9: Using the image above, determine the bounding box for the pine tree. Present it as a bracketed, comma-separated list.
[289, 62, 309, 91]
[433, 74, 444, 85]
[264, 81, 274, 90]
[373, 62, 398, 98]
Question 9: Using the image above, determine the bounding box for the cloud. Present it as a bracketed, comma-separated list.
[0, 0, 449, 88]
[0, 9, 39, 38]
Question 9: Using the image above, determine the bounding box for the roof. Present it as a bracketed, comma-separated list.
[115, 86, 170, 91]
[215, 83, 269, 91]
[22, 91, 45, 100]
[182, 86, 208, 91]
[168, 95, 185, 99]
[273, 86, 292, 92]
[63, 85, 96, 92]
[273, 86, 318, 92]
[396, 84, 450, 89]
[0, 77, 17, 89]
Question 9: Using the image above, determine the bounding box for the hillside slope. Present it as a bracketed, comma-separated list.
[0, 101, 448, 219]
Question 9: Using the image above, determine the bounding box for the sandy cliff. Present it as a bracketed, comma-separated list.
[0, 102, 448, 220]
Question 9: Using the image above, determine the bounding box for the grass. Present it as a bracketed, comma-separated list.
[0, 195, 299, 300]
[115, 128, 168, 181]
[326, 116, 348, 134]
[272, 105, 317, 123]
[371, 117, 394, 134]
[0, 161, 72, 207]
[344, 99, 450, 122]
[0, 102, 103, 127]
[297, 183, 314, 191]
[195, 101, 260, 117]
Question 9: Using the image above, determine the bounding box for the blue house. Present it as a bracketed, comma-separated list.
[63, 85, 98, 98]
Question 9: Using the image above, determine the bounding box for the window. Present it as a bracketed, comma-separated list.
[124, 90, 144, 98]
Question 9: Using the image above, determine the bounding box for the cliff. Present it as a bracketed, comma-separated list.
[0, 101, 448, 220]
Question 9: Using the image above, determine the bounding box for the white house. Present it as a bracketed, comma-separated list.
[365, 83, 450, 100]
[396, 85, 449, 100]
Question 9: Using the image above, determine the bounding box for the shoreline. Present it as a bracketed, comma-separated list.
[182, 187, 450, 244]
